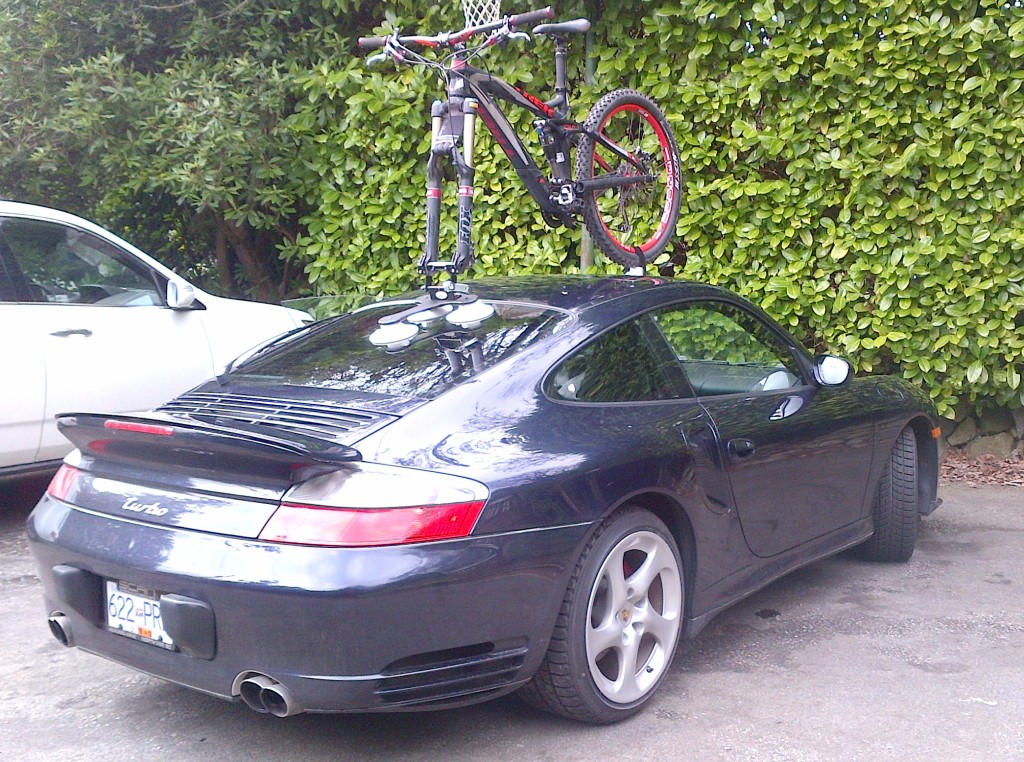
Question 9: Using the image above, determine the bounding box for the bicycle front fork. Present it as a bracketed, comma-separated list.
[420, 97, 478, 286]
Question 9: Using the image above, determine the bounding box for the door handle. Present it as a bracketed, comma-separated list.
[727, 438, 756, 461]
[50, 328, 93, 338]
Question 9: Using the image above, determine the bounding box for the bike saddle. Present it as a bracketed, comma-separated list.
[533, 19, 591, 36]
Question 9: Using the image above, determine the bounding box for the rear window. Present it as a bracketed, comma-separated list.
[231, 301, 568, 401]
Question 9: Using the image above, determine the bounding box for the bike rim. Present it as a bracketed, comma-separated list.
[591, 103, 678, 256]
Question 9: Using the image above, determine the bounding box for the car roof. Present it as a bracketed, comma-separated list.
[0, 199, 181, 283]
[428, 275, 734, 315]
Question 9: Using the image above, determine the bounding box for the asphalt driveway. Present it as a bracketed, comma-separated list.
[1, 479, 1021, 761]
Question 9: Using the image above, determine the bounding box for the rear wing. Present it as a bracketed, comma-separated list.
[57, 412, 361, 483]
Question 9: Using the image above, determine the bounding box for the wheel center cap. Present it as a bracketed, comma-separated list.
[619, 609, 631, 623]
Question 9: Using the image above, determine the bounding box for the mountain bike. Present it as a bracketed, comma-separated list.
[358, 6, 682, 296]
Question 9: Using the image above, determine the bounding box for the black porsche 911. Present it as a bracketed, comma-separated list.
[27, 275, 941, 724]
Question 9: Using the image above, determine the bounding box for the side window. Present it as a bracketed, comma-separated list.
[652, 301, 805, 396]
[0, 218, 161, 306]
[545, 318, 682, 403]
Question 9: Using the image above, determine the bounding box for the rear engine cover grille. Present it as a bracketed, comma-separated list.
[157, 392, 394, 446]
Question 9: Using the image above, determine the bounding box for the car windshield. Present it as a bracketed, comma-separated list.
[230, 300, 569, 401]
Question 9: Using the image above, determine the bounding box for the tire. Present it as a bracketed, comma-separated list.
[518, 508, 684, 724]
[856, 427, 919, 562]
[575, 89, 682, 269]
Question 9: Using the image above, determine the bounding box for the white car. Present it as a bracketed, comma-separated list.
[0, 201, 310, 479]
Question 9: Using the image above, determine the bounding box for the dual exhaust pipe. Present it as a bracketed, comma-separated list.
[237, 673, 303, 717]
[47, 615, 302, 718]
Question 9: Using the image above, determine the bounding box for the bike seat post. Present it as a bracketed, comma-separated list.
[552, 38, 571, 115]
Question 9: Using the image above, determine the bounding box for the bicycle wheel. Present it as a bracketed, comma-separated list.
[575, 89, 682, 269]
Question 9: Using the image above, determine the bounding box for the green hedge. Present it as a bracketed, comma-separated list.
[286, 0, 1024, 416]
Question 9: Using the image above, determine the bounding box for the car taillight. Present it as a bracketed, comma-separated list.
[262, 462, 489, 547]
[258, 500, 486, 547]
[47, 464, 80, 502]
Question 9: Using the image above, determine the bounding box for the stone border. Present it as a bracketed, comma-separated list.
[942, 407, 1024, 459]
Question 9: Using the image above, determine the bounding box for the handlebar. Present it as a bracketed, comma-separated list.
[357, 35, 388, 51]
[357, 6, 554, 52]
[508, 7, 556, 28]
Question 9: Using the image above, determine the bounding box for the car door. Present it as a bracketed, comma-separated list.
[538, 311, 739, 518]
[650, 299, 876, 558]
[0, 241, 47, 467]
[0, 216, 215, 464]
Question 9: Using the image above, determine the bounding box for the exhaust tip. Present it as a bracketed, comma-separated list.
[238, 675, 276, 714]
[47, 614, 74, 648]
[236, 673, 303, 717]
[261, 683, 302, 718]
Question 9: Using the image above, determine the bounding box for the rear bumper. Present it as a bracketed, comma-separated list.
[27, 494, 589, 713]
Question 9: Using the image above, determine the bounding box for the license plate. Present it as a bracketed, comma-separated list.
[105, 580, 174, 649]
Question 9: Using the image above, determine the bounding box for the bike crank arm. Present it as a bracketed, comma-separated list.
[575, 174, 656, 192]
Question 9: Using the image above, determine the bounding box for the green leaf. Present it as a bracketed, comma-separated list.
[963, 76, 985, 93]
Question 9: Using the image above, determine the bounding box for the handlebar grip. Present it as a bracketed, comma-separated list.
[357, 36, 388, 50]
[509, 6, 555, 28]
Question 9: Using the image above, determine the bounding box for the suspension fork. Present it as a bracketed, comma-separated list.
[421, 100, 445, 273]
[418, 93, 479, 281]
[454, 98, 478, 274]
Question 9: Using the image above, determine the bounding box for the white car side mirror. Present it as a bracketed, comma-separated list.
[166, 280, 197, 310]
[814, 355, 852, 387]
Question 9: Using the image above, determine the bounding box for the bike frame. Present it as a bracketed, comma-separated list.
[420, 43, 654, 282]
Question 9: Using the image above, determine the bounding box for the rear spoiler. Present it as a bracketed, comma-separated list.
[57, 412, 361, 482]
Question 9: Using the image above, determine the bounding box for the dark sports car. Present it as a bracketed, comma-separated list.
[27, 275, 941, 724]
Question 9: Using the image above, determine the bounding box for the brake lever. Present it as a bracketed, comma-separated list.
[366, 33, 409, 66]
[487, 30, 530, 48]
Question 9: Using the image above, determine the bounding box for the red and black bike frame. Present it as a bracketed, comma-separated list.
[420, 46, 654, 281]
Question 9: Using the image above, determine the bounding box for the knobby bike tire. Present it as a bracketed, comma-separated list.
[575, 89, 682, 269]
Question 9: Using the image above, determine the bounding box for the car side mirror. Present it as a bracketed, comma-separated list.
[813, 355, 852, 387]
[166, 280, 197, 310]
